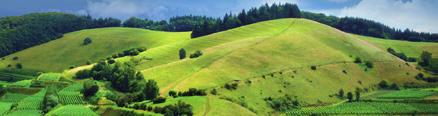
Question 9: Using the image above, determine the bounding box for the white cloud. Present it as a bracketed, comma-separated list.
[327, 0, 349, 3]
[86, 0, 167, 20]
[317, 0, 438, 33]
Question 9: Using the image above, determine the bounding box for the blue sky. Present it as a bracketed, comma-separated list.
[1, 0, 437, 33]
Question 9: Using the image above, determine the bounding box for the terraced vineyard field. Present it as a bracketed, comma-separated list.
[46, 105, 98, 116]
[58, 84, 84, 104]
[15, 89, 46, 110]
[0, 102, 13, 115]
[378, 89, 438, 99]
[287, 102, 438, 115]
[5, 110, 42, 116]
[0, 93, 29, 103]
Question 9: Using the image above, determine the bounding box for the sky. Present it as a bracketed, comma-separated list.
[0, 0, 437, 33]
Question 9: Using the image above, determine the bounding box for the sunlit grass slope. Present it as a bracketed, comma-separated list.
[0, 27, 190, 72]
[135, 19, 426, 114]
[355, 35, 438, 58]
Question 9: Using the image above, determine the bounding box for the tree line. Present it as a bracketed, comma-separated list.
[0, 12, 121, 57]
[301, 11, 438, 42]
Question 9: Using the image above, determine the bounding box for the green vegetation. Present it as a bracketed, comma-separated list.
[0, 12, 121, 57]
[46, 105, 98, 116]
[288, 102, 438, 115]
[0, 27, 190, 72]
[83, 37, 92, 45]
[37, 73, 61, 82]
[0, 17, 437, 115]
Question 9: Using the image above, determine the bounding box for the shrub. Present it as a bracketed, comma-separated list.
[83, 37, 92, 45]
[189, 50, 203, 58]
[347, 92, 353, 102]
[178, 88, 207, 96]
[143, 80, 160, 100]
[365, 61, 373, 68]
[224, 83, 238, 90]
[12, 56, 19, 60]
[266, 95, 300, 111]
[107, 59, 116, 64]
[169, 90, 177, 97]
[15, 63, 23, 69]
[210, 89, 217, 95]
[389, 83, 400, 90]
[75, 69, 91, 79]
[354, 57, 362, 63]
[83, 81, 99, 97]
[355, 91, 360, 101]
[179, 48, 186, 59]
[152, 97, 166, 104]
[338, 89, 344, 98]
[419, 51, 432, 66]
[310, 66, 317, 70]
[86, 60, 91, 65]
[407, 57, 417, 62]
[378, 80, 389, 89]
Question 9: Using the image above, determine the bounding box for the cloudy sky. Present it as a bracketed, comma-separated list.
[1, 0, 437, 33]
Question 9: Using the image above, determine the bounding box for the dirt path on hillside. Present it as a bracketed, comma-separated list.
[203, 96, 212, 116]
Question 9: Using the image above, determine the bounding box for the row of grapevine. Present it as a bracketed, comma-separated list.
[287, 102, 438, 115]
[15, 89, 46, 110]
[58, 84, 84, 105]
[0, 93, 29, 103]
[0, 102, 13, 115]
[5, 110, 42, 116]
[378, 89, 437, 99]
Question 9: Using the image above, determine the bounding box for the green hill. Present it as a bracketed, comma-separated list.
[117, 18, 435, 114]
[1, 18, 437, 115]
[0, 27, 190, 72]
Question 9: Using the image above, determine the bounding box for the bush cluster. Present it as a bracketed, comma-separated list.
[130, 101, 193, 116]
[189, 50, 203, 58]
[111, 47, 147, 59]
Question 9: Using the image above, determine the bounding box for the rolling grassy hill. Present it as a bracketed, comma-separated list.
[0, 18, 437, 115]
[131, 18, 431, 114]
[0, 27, 190, 72]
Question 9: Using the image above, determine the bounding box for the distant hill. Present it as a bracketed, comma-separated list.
[0, 27, 190, 72]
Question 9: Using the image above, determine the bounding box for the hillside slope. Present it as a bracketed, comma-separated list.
[131, 19, 428, 114]
[0, 27, 190, 72]
[1, 18, 436, 115]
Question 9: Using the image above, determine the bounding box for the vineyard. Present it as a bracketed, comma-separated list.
[0, 93, 29, 103]
[0, 72, 34, 82]
[58, 84, 85, 105]
[287, 102, 438, 115]
[378, 89, 438, 99]
[15, 89, 46, 110]
[5, 110, 42, 116]
[0, 102, 12, 115]
[46, 105, 98, 116]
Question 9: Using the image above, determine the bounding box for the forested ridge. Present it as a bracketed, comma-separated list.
[0, 12, 120, 57]
[1, 3, 437, 57]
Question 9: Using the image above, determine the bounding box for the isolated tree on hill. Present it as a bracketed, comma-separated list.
[355, 91, 360, 101]
[419, 51, 432, 66]
[347, 92, 353, 102]
[143, 80, 159, 100]
[83, 37, 92, 45]
[378, 80, 389, 89]
[179, 48, 186, 59]
[338, 89, 344, 98]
